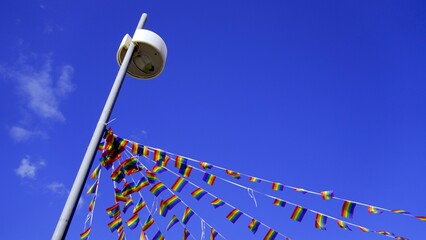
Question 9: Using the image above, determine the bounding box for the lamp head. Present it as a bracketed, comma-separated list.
[117, 29, 167, 80]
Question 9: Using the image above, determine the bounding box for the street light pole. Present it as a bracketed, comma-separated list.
[52, 13, 148, 240]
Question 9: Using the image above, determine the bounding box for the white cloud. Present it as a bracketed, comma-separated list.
[15, 157, 45, 179]
[9, 126, 47, 142]
[46, 182, 69, 195]
[1, 55, 74, 122]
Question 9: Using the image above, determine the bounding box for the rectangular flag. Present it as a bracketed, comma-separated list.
[248, 218, 260, 234]
[392, 209, 410, 215]
[320, 190, 334, 200]
[249, 176, 261, 183]
[150, 182, 167, 197]
[126, 213, 140, 230]
[159, 200, 169, 217]
[183, 228, 190, 240]
[211, 198, 225, 208]
[175, 156, 187, 169]
[272, 182, 284, 191]
[164, 195, 181, 210]
[337, 220, 351, 231]
[86, 180, 98, 194]
[171, 177, 188, 192]
[80, 227, 91, 240]
[191, 188, 207, 200]
[315, 213, 327, 230]
[226, 208, 243, 223]
[166, 215, 179, 230]
[182, 207, 194, 224]
[142, 215, 154, 231]
[133, 177, 149, 193]
[152, 231, 164, 240]
[123, 196, 134, 213]
[179, 165, 192, 177]
[133, 198, 146, 214]
[341, 201, 356, 218]
[114, 188, 127, 202]
[226, 170, 241, 179]
[108, 217, 123, 232]
[146, 170, 158, 183]
[273, 198, 286, 208]
[202, 173, 216, 186]
[106, 203, 120, 219]
[210, 228, 218, 240]
[264, 229, 278, 240]
[111, 165, 125, 183]
[200, 161, 213, 169]
[290, 206, 307, 222]
[368, 206, 382, 214]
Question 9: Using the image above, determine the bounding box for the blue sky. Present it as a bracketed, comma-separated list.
[1, 0, 426, 239]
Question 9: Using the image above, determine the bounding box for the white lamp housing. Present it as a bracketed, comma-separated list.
[117, 29, 167, 80]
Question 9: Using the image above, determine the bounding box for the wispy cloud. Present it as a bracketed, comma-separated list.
[46, 182, 69, 195]
[15, 156, 45, 179]
[9, 126, 47, 142]
[1, 54, 74, 122]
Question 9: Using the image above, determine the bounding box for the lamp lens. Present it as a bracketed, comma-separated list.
[133, 54, 155, 74]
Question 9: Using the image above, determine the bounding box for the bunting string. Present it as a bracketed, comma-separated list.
[80, 129, 422, 240]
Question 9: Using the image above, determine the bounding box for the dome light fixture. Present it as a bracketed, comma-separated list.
[117, 29, 167, 80]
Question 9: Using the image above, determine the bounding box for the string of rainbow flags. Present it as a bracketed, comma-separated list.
[80, 129, 424, 240]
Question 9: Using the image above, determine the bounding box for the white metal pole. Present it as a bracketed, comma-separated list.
[52, 13, 148, 240]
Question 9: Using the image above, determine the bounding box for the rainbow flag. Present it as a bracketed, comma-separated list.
[272, 182, 284, 191]
[341, 201, 356, 218]
[191, 187, 207, 200]
[131, 141, 139, 154]
[211, 198, 225, 208]
[114, 188, 127, 202]
[337, 220, 351, 231]
[133, 198, 146, 214]
[183, 228, 190, 240]
[249, 176, 261, 183]
[122, 181, 136, 196]
[132, 142, 149, 156]
[182, 207, 194, 224]
[146, 170, 158, 183]
[118, 231, 125, 240]
[200, 161, 213, 169]
[123, 158, 144, 175]
[88, 196, 96, 212]
[98, 140, 105, 150]
[90, 164, 101, 179]
[416, 216, 426, 221]
[395, 236, 409, 240]
[126, 213, 140, 230]
[86, 180, 98, 194]
[152, 231, 164, 240]
[133, 177, 149, 192]
[226, 169, 241, 179]
[123, 196, 134, 213]
[150, 182, 167, 197]
[159, 200, 169, 217]
[179, 165, 192, 177]
[111, 165, 125, 183]
[153, 149, 166, 161]
[142, 215, 154, 231]
[171, 177, 188, 192]
[152, 165, 167, 173]
[166, 215, 179, 230]
[226, 208, 243, 223]
[376, 230, 395, 236]
[175, 156, 187, 169]
[290, 206, 307, 222]
[108, 217, 122, 232]
[315, 213, 327, 230]
[248, 218, 260, 234]
[80, 227, 91, 240]
[202, 173, 216, 186]
[164, 195, 181, 210]
[392, 209, 410, 215]
[294, 188, 307, 194]
[106, 203, 120, 219]
[264, 229, 278, 240]
[368, 206, 382, 214]
[320, 190, 334, 200]
[273, 198, 286, 208]
[358, 226, 370, 232]
[140, 231, 146, 240]
[210, 228, 218, 240]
